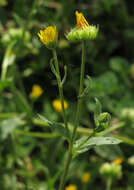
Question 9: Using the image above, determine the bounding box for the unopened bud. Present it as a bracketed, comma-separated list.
[100, 163, 122, 180]
[95, 112, 111, 132]
[66, 25, 98, 43]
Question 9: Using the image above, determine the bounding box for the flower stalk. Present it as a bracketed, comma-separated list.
[52, 49, 68, 131]
[106, 177, 112, 190]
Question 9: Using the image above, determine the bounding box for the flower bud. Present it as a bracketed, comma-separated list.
[121, 108, 134, 121]
[95, 112, 111, 132]
[66, 25, 98, 42]
[128, 155, 134, 165]
[100, 163, 122, 180]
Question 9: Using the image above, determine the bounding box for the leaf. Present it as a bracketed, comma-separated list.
[95, 145, 123, 160]
[73, 136, 121, 155]
[94, 98, 102, 116]
[38, 114, 70, 139]
[0, 117, 21, 139]
[0, 80, 10, 92]
[94, 98, 102, 127]
[93, 72, 118, 95]
[87, 137, 121, 146]
[109, 57, 129, 74]
[49, 122, 70, 139]
[82, 75, 93, 96]
[38, 114, 52, 125]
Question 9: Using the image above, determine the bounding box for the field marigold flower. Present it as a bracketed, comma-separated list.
[81, 172, 91, 183]
[65, 184, 77, 190]
[38, 26, 57, 48]
[66, 11, 98, 42]
[112, 157, 123, 165]
[31, 84, 43, 99]
[52, 99, 68, 112]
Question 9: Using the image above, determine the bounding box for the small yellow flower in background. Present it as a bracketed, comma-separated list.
[112, 157, 123, 165]
[82, 172, 91, 183]
[75, 11, 89, 29]
[65, 184, 77, 190]
[31, 84, 43, 99]
[52, 99, 68, 112]
[38, 26, 57, 48]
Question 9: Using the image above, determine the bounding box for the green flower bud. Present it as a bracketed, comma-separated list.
[98, 112, 111, 123]
[95, 112, 111, 132]
[66, 25, 98, 43]
[1, 28, 31, 45]
[121, 108, 134, 121]
[128, 155, 134, 165]
[100, 163, 122, 180]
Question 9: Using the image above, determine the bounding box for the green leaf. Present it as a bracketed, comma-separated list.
[73, 136, 94, 155]
[49, 122, 70, 139]
[95, 145, 123, 160]
[94, 98, 102, 127]
[109, 57, 129, 74]
[0, 80, 10, 92]
[94, 98, 102, 116]
[92, 72, 118, 95]
[88, 137, 121, 146]
[73, 136, 121, 155]
[82, 75, 93, 96]
[38, 114, 70, 140]
[0, 117, 21, 139]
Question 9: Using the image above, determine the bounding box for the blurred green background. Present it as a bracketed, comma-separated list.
[0, 0, 134, 189]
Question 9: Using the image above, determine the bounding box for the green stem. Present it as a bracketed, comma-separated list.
[58, 41, 86, 190]
[58, 145, 72, 190]
[106, 177, 112, 190]
[52, 49, 68, 131]
[71, 41, 86, 143]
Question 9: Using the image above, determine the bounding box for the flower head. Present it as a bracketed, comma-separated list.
[52, 99, 68, 112]
[75, 11, 89, 29]
[38, 26, 57, 48]
[100, 162, 122, 180]
[66, 11, 98, 42]
[31, 84, 43, 99]
[112, 157, 123, 165]
[81, 172, 91, 183]
[65, 184, 77, 190]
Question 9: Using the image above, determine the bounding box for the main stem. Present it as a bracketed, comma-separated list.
[52, 49, 68, 130]
[58, 41, 86, 190]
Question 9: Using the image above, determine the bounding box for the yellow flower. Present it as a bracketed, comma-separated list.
[38, 26, 57, 48]
[112, 157, 123, 165]
[81, 172, 91, 183]
[31, 84, 43, 99]
[52, 99, 68, 112]
[75, 11, 89, 29]
[66, 11, 98, 42]
[65, 184, 77, 190]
